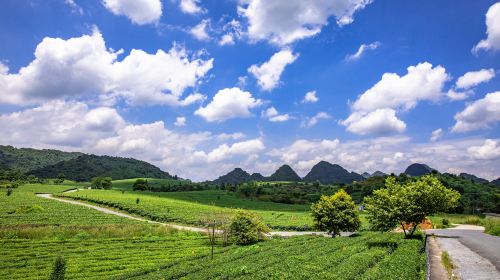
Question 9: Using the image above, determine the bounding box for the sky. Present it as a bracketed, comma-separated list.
[0, 0, 499, 181]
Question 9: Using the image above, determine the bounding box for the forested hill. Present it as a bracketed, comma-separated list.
[28, 154, 173, 181]
[0, 145, 82, 172]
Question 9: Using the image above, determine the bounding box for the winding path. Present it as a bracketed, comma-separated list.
[36, 191, 336, 237]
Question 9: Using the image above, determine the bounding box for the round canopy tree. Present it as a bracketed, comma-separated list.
[311, 189, 361, 237]
[364, 175, 460, 237]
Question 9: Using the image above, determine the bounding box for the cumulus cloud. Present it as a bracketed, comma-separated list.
[195, 87, 263, 122]
[103, 0, 162, 25]
[430, 128, 444, 142]
[452, 91, 500, 132]
[302, 90, 318, 103]
[341, 109, 406, 135]
[190, 19, 210, 41]
[302, 112, 331, 128]
[179, 0, 204, 15]
[174, 117, 186, 127]
[345, 41, 380, 61]
[468, 139, 500, 160]
[262, 107, 290, 122]
[217, 132, 246, 141]
[238, 0, 373, 45]
[456, 68, 495, 89]
[473, 2, 500, 53]
[342, 62, 449, 135]
[0, 29, 213, 107]
[446, 89, 473, 101]
[194, 138, 265, 163]
[248, 49, 298, 91]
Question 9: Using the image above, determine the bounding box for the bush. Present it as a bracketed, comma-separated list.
[311, 189, 360, 237]
[133, 179, 149, 191]
[6, 188, 13, 196]
[49, 256, 66, 280]
[229, 211, 269, 245]
[91, 177, 112, 189]
[465, 216, 481, 225]
[441, 219, 450, 227]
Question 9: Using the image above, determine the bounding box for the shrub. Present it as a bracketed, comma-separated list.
[6, 188, 13, 196]
[441, 219, 450, 227]
[133, 179, 149, 191]
[136, 198, 140, 204]
[91, 177, 112, 189]
[464, 216, 481, 225]
[311, 189, 360, 237]
[49, 256, 66, 280]
[229, 211, 269, 245]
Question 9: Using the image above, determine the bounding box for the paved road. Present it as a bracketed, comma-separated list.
[36, 192, 336, 237]
[427, 228, 500, 280]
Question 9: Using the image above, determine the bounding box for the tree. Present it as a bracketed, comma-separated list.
[91, 177, 112, 189]
[49, 256, 66, 280]
[311, 189, 361, 237]
[229, 211, 269, 245]
[364, 175, 460, 237]
[133, 179, 149, 191]
[55, 173, 65, 184]
[202, 211, 232, 259]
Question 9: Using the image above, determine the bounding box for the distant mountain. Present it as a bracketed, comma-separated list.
[269, 165, 301, 182]
[250, 173, 266, 181]
[212, 168, 252, 184]
[303, 161, 364, 184]
[371, 171, 387, 177]
[0, 145, 82, 172]
[362, 172, 371, 179]
[459, 173, 489, 184]
[404, 163, 435, 176]
[491, 178, 500, 186]
[28, 154, 172, 181]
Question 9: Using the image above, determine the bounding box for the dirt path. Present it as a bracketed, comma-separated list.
[36, 192, 334, 237]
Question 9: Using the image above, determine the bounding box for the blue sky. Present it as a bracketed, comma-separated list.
[0, 0, 499, 181]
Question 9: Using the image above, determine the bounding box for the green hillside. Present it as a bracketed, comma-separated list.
[28, 154, 173, 181]
[0, 145, 82, 172]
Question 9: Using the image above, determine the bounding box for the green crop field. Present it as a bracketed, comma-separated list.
[0, 185, 135, 225]
[61, 189, 314, 229]
[120, 232, 425, 280]
[0, 228, 209, 280]
[111, 178, 190, 190]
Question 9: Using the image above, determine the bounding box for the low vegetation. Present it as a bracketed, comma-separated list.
[311, 189, 360, 236]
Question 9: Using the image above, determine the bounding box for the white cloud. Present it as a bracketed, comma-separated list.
[342, 62, 448, 135]
[302, 90, 318, 103]
[217, 132, 246, 141]
[64, 0, 83, 14]
[430, 128, 444, 142]
[345, 41, 380, 61]
[341, 109, 406, 135]
[262, 107, 290, 122]
[219, 34, 235, 46]
[0, 29, 213, 107]
[179, 0, 204, 15]
[195, 87, 263, 122]
[174, 116, 186, 127]
[468, 139, 500, 160]
[352, 62, 449, 112]
[446, 89, 473, 101]
[302, 112, 331, 128]
[473, 2, 500, 53]
[456, 68, 495, 89]
[237, 0, 373, 45]
[195, 138, 265, 163]
[452, 91, 500, 132]
[103, 0, 162, 25]
[190, 19, 210, 41]
[248, 49, 298, 91]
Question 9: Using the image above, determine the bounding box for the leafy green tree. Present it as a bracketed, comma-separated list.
[311, 189, 361, 237]
[49, 256, 66, 280]
[133, 179, 149, 191]
[91, 177, 112, 189]
[54, 173, 65, 184]
[364, 175, 460, 237]
[229, 211, 269, 245]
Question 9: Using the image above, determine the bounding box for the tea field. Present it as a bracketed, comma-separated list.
[111, 178, 191, 191]
[61, 189, 314, 229]
[121, 232, 426, 280]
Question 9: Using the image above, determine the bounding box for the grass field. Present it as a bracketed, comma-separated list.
[61, 189, 314, 229]
[111, 178, 190, 191]
[0, 185, 135, 225]
[120, 232, 426, 280]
